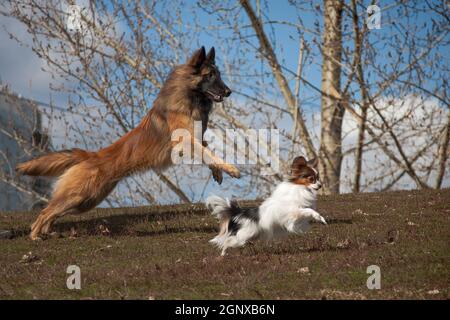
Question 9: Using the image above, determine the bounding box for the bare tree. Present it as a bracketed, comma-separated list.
[435, 108, 450, 189]
[350, 0, 367, 193]
[1, 0, 197, 205]
[204, 0, 449, 194]
[318, 0, 344, 194]
[0, 88, 51, 210]
[240, 0, 317, 160]
[0, 0, 448, 208]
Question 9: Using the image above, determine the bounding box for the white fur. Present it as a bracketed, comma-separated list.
[207, 181, 327, 256]
[206, 195, 230, 218]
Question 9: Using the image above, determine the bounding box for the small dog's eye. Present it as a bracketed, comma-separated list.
[308, 176, 315, 182]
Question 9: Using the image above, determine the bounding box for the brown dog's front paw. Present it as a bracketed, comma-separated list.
[209, 165, 223, 184]
[223, 164, 241, 179]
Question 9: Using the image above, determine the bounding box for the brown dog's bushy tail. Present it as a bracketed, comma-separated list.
[16, 148, 94, 177]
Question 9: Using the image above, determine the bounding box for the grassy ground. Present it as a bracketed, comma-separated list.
[0, 189, 449, 300]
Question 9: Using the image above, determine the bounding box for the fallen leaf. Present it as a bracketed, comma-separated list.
[297, 267, 310, 274]
[427, 289, 440, 295]
[20, 251, 40, 264]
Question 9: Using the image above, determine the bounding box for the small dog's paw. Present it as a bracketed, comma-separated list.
[311, 212, 327, 225]
[319, 216, 327, 225]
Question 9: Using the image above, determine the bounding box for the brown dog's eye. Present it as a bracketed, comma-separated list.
[308, 176, 315, 183]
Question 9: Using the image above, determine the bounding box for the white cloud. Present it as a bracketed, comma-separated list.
[340, 94, 448, 192]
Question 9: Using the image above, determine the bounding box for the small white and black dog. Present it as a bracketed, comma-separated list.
[206, 156, 327, 255]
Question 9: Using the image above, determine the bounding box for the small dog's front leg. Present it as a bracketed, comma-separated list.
[286, 208, 327, 233]
[298, 208, 327, 225]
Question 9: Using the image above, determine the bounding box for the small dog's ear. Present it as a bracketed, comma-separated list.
[187, 46, 206, 68]
[307, 157, 319, 168]
[292, 156, 307, 169]
[205, 47, 215, 64]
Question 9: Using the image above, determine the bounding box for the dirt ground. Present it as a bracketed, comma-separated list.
[0, 188, 448, 299]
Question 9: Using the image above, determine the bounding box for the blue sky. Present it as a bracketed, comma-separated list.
[181, 0, 447, 112]
[1, 1, 447, 110]
[0, 0, 448, 204]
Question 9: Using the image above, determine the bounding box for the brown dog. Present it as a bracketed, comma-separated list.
[17, 46, 240, 240]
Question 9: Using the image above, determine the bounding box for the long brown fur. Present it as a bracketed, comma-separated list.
[17, 47, 240, 240]
[16, 149, 93, 177]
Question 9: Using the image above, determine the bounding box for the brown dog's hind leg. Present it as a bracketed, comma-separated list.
[40, 204, 79, 235]
[40, 218, 56, 235]
[31, 194, 116, 240]
[30, 199, 80, 240]
[29, 163, 118, 240]
[30, 208, 51, 240]
[40, 205, 79, 236]
[30, 191, 102, 240]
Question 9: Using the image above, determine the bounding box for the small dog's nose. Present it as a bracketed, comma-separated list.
[224, 87, 232, 97]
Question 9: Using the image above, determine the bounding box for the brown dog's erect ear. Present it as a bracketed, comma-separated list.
[307, 157, 319, 168]
[291, 156, 307, 169]
[205, 47, 215, 64]
[187, 46, 206, 68]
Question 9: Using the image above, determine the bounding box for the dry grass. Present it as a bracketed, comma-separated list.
[0, 189, 449, 299]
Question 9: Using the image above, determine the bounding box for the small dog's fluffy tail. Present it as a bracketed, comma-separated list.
[206, 195, 241, 247]
[206, 195, 240, 219]
[16, 148, 93, 177]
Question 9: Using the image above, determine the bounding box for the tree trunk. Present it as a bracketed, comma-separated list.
[353, 102, 368, 193]
[351, 0, 368, 193]
[435, 108, 450, 189]
[319, 0, 344, 194]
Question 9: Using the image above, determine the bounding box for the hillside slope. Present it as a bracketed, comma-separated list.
[0, 189, 449, 299]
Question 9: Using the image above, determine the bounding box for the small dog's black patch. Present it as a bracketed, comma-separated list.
[227, 200, 259, 236]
